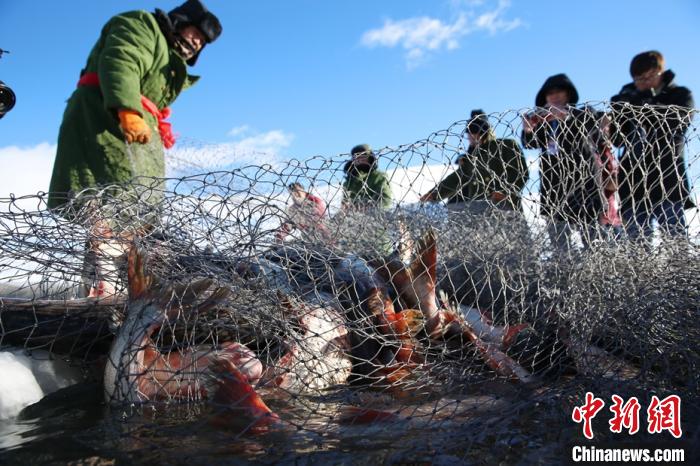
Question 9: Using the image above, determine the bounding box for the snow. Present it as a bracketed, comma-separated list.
[0, 349, 83, 420]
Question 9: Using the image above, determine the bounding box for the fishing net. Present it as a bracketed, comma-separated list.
[1, 101, 698, 463]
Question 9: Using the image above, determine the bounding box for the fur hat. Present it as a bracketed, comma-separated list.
[158, 0, 222, 66]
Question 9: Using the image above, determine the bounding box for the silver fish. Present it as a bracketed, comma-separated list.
[261, 291, 352, 393]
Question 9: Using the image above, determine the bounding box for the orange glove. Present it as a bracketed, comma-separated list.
[118, 109, 151, 144]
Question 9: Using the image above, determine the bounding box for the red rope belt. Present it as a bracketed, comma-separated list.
[77, 72, 176, 149]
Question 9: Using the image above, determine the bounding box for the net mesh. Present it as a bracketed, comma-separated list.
[1, 101, 698, 463]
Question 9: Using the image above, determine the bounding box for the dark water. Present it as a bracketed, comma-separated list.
[0, 381, 566, 465]
[0, 381, 696, 465]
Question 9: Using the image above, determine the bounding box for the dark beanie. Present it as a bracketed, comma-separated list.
[467, 109, 490, 135]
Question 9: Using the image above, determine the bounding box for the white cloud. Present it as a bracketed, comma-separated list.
[361, 14, 469, 68]
[0, 143, 56, 198]
[474, 1, 522, 34]
[232, 130, 295, 156]
[360, 0, 522, 68]
[227, 125, 251, 137]
[167, 128, 295, 176]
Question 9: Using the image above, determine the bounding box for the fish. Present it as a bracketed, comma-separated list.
[332, 256, 419, 360]
[457, 319, 537, 385]
[235, 256, 299, 295]
[207, 357, 281, 432]
[105, 246, 278, 430]
[383, 229, 530, 351]
[85, 221, 130, 298]
[331, 255, 422, 388]
[235, 255, 355, 392]
[379, 229, 535, 384]
[234, 253, 416, 392]
[260, 291, 352, 393]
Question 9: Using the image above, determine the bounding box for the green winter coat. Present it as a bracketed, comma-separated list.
[342, 161, 393, 210]
[47, 10, 198, 210]
[432, 137, 528, 210]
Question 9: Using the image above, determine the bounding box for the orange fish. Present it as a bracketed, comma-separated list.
[387, 229, 530, 351]
[383, 229, 535, 384]
[105, 246, 279, 430]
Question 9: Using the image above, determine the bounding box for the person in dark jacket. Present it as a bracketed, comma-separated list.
[522, 74, 604, 250]
[609, 51, 695, 241]
[422, 110, 528, 213]
[48, 0, 223, 211]
[342, 144, 393, 210]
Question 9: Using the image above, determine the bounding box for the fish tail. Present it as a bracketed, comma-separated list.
[127, 246, 152, 300]
[209, 357, 280, 427]
[410, 228, 437, 287]
[408, 229, 441, 335]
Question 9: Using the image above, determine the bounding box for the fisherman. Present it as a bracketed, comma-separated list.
[339, 144, 394, 257]
[341, 144, 393, 211]
[46, 0, 222, 297]
[609, 51, 695, 242]
[47, 0, 222, 210]
[276, 182, 332, 243]
[421, 110, 528, 214]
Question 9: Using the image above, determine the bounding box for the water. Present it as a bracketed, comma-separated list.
[0, 379, 573, 465]
[1, 378, 698, 465]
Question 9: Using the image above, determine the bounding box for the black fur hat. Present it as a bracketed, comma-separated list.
[161, 0, 222, 65]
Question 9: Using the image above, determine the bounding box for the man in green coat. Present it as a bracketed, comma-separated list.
[336, 144, 394, 257]
[47, 0, 222, 211]
[421, 110, 528, 212]
[341, 144, 393, 211]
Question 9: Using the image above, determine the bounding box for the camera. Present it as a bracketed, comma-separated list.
[526, 107, 551, 119]
[0, 80, 16, 119]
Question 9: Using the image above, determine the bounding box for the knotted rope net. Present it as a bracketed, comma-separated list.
[0, 102, 698, 463]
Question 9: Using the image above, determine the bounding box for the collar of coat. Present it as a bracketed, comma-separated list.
[184, 74, 200, 89]
[617, 69, 677, 97]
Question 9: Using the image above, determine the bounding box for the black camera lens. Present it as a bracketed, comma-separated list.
[0, 80, 17, 119]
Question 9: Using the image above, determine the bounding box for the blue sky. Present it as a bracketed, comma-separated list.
[0, 0, 699, 196]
